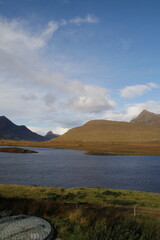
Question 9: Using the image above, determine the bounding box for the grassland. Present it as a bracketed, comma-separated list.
[0, 185, 160, 239]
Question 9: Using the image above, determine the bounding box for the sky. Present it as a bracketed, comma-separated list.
[0, 0, 160, 135]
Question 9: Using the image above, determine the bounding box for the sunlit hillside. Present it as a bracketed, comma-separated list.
[54, 119, 160, 143]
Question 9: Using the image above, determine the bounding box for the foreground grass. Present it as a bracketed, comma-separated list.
[1, 184, 160, 208]
[0, 185, 160, 239]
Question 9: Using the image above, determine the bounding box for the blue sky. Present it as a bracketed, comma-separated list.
[0, 0, 160, 135]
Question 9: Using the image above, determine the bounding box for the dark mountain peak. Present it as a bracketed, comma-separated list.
[0, 116, 46, 141]
[0, 115, 17, 129]
[45, 131, 60, 140]
[130, 109, 160, 125]
[0, 115, 8, 119]
[46, 131, 54, 136]
[0, 115, 13, 122]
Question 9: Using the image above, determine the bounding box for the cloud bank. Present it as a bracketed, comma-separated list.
[120, 82, 159, 99]
[69, 84, 115, 113]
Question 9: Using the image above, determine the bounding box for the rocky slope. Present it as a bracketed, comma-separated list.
[130, 109, 160, 125]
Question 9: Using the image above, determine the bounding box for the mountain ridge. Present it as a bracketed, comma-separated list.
[1, 110, 160, 142]
[0, 116, 47, 141]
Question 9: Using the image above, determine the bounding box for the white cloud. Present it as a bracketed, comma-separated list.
[120, 82, 159, 99]
[0, 17, 68, 91]
[0, 16, 108, 122]
[69, 14, 99, 25]
[68, 84, 116, 113]
[0, 16, 100, 90]
[148, 82, 159, 88]
[42, 21, 59, 38]
[0, 79, 43, 120]
[53, 127, 69, 135]
[0, 17, 47, 52]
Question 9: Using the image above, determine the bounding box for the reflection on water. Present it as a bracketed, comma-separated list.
[0, 147, 160, 192]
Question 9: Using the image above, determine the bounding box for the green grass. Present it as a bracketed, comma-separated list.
[1, 185, 160, 239]
[1, 184, 160, 209]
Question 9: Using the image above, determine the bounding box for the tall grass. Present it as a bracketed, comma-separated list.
[0, 185, 160, 239]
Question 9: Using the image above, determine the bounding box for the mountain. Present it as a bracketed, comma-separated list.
[130, 110, 160, 125]
[53, 111, 160, 143]
[2, 110, 160, 143]
[0, 116, 46, 141]
[45, 131, 60, 140]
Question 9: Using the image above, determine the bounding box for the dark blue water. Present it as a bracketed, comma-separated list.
[0, 147, 160, 192]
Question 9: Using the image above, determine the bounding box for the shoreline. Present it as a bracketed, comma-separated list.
[0, 147, 38, 153]
[1, 183, 160, 194]
[1, 140, 160, 155]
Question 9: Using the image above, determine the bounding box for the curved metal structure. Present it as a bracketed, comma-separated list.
[0, 215, 54, 240]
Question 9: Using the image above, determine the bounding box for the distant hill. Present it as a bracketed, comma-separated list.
[53, 110, 160, 143]
[0, 116, 46, 141]
[130, 109, 160, 125]
[45, 131, 60, 140]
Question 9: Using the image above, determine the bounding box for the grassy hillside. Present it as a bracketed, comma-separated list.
[1, 185, 160, 240]
[55, 120, 160, 142]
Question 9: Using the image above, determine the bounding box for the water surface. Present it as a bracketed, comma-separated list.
[0, 147, 160, 192]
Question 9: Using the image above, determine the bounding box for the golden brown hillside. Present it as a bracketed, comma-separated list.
[53, 119, 160, 143]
